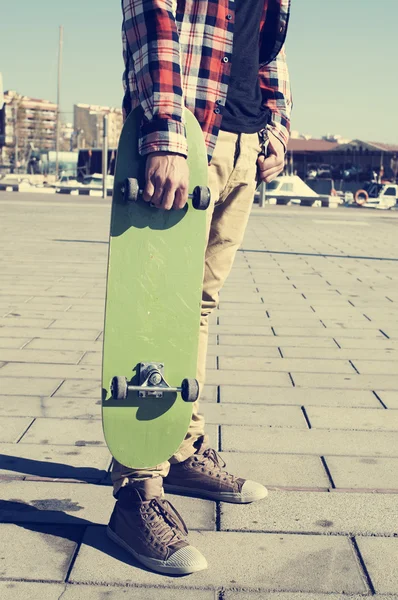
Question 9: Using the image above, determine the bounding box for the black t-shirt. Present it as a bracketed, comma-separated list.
[220, 0, 270, 134]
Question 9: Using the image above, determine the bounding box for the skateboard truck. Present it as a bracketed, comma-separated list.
[121, 178, 211, 210]
[110, 362, 199, 403]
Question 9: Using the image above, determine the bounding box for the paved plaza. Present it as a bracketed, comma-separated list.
[0, 191, 398, 599]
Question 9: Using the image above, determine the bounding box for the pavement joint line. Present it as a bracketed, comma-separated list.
[50, 379, 67, 398]
[218, 528, 398, 539]
[76, 352, 88, 366]
[288, 372, 295, 387]
[379, 329, 390, 339]
[350, 536, 376, 595]
[332, 338, 341, 348]
[15, 418, 36, 443]
[277, 347, 284, 358]
[372, 391, 388, 409]
[320, 456, 335, 489]
[301, 406, 311, 429]
[349, 360, 360, 374]
[64, 529, 86, 584]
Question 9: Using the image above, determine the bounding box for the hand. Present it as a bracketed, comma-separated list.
[257, 132, 286, 184]
[143, 152, 189, 210]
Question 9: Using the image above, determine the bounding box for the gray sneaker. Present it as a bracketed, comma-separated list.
[107, 478, 207, 575]
[164, 446, 268, 503]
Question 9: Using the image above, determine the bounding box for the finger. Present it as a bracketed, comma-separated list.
[259, 165, 283, 181]
[150, 176, 164, 206]
[142, 177, 155, 202]
[260, 154, 283, 172]
[162, 183, 177, 211]
[173, 187, 188, 210]
[261, 167, 283, 183]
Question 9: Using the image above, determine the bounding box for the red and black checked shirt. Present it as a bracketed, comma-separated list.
[122, 0, 292, 163]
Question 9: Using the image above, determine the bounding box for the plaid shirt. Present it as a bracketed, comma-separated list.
[122, 0, 292, 163]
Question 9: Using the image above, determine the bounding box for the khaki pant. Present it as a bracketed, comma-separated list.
[112, 128, 262, 495]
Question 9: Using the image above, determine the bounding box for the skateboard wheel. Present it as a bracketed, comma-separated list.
[192, 186, 211, 211]
[123, 178, 139, 203]
[181, 378, 199, 402]
[110, 376, 128, 400]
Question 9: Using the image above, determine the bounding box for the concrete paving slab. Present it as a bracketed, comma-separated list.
[69, 527, 368, 594]
[0, 348, 83, 364]
[220, 451, 330, 488]
[377, 391, 398, 409]
[202, 403, 307, 428]
[79, 352, 102, 365]
[19, 417, 105, 446]
[0, 442, 110, 481]
[325, 456, 398, 490]
[0, 523, 81, 581]
[282, 346, 398, 360]
[206, 369, 292, 387]
[0, 395, 100, 419]
[307, 406, 398, 431]
[0, 376, 62, 396]
[201, 385, 218, 403]
[0, 582, 64, 600]
[215, 324, 274, 335]
[292, 372, 398, 391]
[25, 338, 102, 352]
[53, 379, 100, 397]
[219, 386, 380, 408]
[0, 316, 54, 328]
[274, 327, 384, 339]
[1, 362, 99, 380]
[356, 537, 398, 594]
[221, 425, 398, 457]
[352, 360, 398, 374]
[219, 356, 354, 374]
[221, 490, 398, 536]
[219, 335, 337, 348]
[0, 481, 215, 531]
[0, 326, 101, 340]
[336, 337, 398, 349]
[0, 416, 33, 442]
[0, 337, 31, 348]
[208, 344, 280, 358]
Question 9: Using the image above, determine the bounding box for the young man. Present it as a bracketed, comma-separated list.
[107, 0, 292, 575]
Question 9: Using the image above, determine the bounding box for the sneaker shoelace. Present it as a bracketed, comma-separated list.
[194, 448, 236, 484]
[142, 498, 188, 547]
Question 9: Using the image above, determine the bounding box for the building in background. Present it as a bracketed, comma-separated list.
[0, 91, 58, 169]
[286, 136, 398, 188]
[73, 104, 123, 149]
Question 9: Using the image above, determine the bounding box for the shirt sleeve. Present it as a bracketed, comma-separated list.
[258, 45, 292, 151]
[122, 0, 188, 157]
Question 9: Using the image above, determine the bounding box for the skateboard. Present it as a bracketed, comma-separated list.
[101, 106, 210, 469]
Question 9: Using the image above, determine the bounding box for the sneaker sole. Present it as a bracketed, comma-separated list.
[106, 526, 207, 575]
[164, 484, 268, 503]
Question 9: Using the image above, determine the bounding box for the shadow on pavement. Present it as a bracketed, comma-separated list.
[0, 453, 110, 484]
[0, 499, 145, 572]
[0, 500, 190, 576]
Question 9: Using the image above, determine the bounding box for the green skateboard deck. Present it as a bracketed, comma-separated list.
[101, 106, 209, 469]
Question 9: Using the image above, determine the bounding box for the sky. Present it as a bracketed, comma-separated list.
[1, 0, 397, 143]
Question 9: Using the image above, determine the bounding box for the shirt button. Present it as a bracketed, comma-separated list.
[214, 108, 221, 114]
[216, 99, 223, 105]
[222, 56, 229, 63]
[226, 14, 232, 20]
